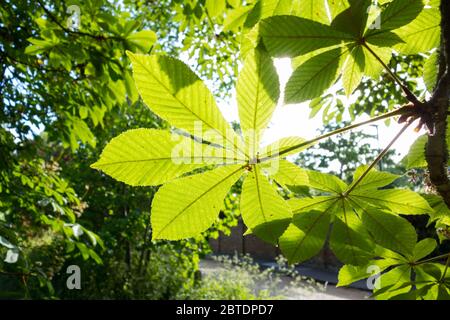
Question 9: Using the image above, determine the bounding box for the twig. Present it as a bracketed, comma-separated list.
[258, 106, 408, 163]
[344, 121, 412, 195]
[362, 42, 420, 105]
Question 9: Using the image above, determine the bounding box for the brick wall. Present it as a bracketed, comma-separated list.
[210, 218, 341, 269]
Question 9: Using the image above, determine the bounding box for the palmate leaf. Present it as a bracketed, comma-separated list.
[283, 0, 428, 102]
[348, 165, 399, 191]
[392, 3, 440, 54]
[374, 265, 412, 299]
[359, 208, 417, 256]
[331, 217, 375, 265]
[305, 169, 348, 193]
[91, 129, 245, 186]
[244, 0, 295, 29]
[330, 200, 375, 265]
[280, 199, 337, 263]
[127, 52, 246, 157]
[331, 0, 371, 37]
[96, 51, 313, 245]
[350, 189, 433, 215]
[126, 30, 157, 52]
[424, 51, 439, 92]
[366, 0, 424, 34]
[240, 0, 296, 59]
[284, 48, 346, 104]
[240, 165, 292, 244]
[338, 238, 437, 294]
[403, 135, 427, 169]
[414, 263, 450, 300]
[151, 165, 244, 240]
[342, 45, 365, 96]
[327, 0, 350, 21]
[337, 258, 398, 287]
[264, 159, 309, 187]
[237, 46, 279, 156]
[403, 121, 450, 170]
[413, 238, 437, 261]
[294, 0, 330, 24]
[279, 211, 331, 264]
[259, 15, 353, 57]
[283, 166, 431, 264]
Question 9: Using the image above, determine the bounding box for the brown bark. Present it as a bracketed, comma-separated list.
[426, 1, 450, 207]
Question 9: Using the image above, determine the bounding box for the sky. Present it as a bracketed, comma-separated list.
[218, 58, 426, 162]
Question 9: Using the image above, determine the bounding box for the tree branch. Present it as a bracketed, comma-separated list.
[426, 0, 450, 207]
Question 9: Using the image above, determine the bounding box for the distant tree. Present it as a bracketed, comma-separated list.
[295, 121, 401, 183]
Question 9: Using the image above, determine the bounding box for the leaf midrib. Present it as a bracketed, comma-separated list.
[94, 156, 247, 166]
[341, 198, 359, 264]
[379, 0, 420, 30]
[251, 52, 263, 156]
[133, 56, 248, 158]
[291, 196, 337, 215]
[350, 192, 426, 211]
[286, 48, 349, 101]
[253, 166, 272, 234]
[263, 35, 355, 41]
[350, 198, 413, 255]
[290, 199, 337, 260]
[154, 166, 244, 238]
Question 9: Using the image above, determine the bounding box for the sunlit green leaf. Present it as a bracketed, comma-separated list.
[126, 30, 157, 52]
[127, 52, 246, 157]
[279, 209, 332, 263]
[237, 46, 279, 156]
[91, 129, 244, 186]
[360, 208, 417, 256]
[285, 48, 345, 104]
[241, 165, 292, 243]
[151, 165, 244, 240]
[260, 15, 353, 57]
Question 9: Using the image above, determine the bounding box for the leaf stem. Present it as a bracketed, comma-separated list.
[414, 253, 450, 265]
[440, 253, 450, 282]
[258, 107, 406, 163]
[362, 42, 420, 104]
[344, 121, 411, 196]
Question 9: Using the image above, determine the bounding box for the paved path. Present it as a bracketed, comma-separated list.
[200, 259, 371, 300]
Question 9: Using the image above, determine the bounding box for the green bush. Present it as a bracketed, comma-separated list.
[54, 241, 200, 300]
